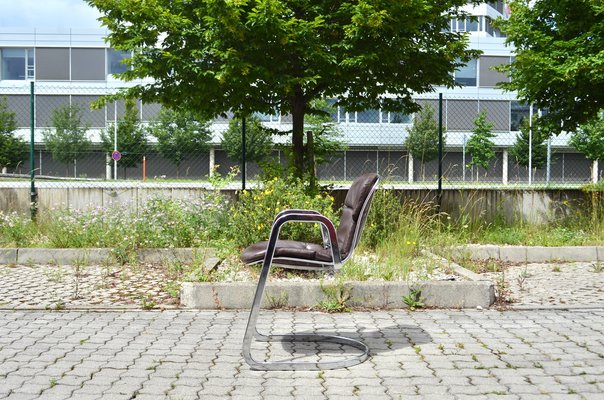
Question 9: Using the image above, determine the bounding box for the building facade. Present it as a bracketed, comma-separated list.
[0, 2, 601, 184]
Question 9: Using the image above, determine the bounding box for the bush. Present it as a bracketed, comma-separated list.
[41, 193, 231, 249]
[228, 176, 338, 248]
[361, 188, 403, 250]
[0, 211, 36, 247]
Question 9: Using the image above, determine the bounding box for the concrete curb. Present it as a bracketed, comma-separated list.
[180, 280, 495, 310]
[0, 248, 17, 264]
[4, 247, 215, 265]
[449, 245, 604, 263]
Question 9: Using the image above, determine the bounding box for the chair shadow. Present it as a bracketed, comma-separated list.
[270, 325, 432, 357]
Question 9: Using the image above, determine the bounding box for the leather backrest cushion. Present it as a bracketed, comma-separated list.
[337, 173, 379, 256]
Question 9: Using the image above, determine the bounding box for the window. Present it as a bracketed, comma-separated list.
[107, 49, 131, 75]
[511, 102, 529, 131]
[255, 111, 279, 123]
[355, 109, 380, 123]
[454, 59, 477, 86]
[488, 1, 505, 14]
[71, 48, 105, 81]
[35, 48, 69, 80]
[485, 17, 504, 37]
[326, 99, 339, 122]
[388, 112, 411, 124]
[451, 17, 479, 32]
[1, 48, 34, 80]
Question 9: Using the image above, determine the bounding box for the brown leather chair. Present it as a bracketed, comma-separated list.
[241, 173, 380, 370]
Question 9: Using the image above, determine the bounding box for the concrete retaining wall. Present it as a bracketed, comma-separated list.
[0, 184, 591, 223]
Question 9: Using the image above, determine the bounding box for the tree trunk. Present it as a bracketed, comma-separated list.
[291, 86, 306, 178]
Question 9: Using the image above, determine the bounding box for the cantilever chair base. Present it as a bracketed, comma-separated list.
[245, 332, 369, 371]
[241, 173, 380, 371]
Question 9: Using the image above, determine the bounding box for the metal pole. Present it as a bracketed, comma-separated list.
[29, 81, 37, 220]
[242, 116, 246, 191]
[543, 109, 551, 184]
[528, 104, 533, 185]
[437, 93, 443, 209]
[462, 133, 466, 182]
[113, 102, 117, 180]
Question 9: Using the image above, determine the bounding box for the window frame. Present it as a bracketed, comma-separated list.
[0, 47, 34, 81]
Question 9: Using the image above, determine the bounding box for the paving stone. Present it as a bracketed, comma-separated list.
[1, 308, 604, 399]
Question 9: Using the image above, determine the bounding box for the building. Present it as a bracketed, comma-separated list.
[0, 2, 601, 184]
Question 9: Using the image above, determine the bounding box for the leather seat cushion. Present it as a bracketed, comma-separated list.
[241, 240, 333, 265]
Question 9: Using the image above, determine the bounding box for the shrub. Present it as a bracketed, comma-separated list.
[41, 193, 231, 249]
[0, 211, 35, 247]
[228, 176, 338, 248]
[361, 188, 403, 249]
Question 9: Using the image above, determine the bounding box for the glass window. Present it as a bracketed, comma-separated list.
[511, 101, 529, 131]
[27, 50, 34, 79]
[356, 109, 380, 123]
[326, 99, 339, 122]
[107, 49, 131, 75]
[466, 17, 479, 32]
[389, 112, 411, 124]
[454, 59, 477, 86]
[1, 48, 34, 80]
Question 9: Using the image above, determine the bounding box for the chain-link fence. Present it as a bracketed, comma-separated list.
[0, 82, 601, 190]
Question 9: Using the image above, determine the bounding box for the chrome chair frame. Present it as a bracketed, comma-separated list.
[242, 176, 379, 371]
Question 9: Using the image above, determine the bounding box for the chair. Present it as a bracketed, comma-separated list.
[241, 173, 380, 370]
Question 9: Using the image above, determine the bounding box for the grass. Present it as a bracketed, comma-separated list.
[1, 177, 603, 287]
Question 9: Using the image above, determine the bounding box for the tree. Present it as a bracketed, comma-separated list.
[570, 113, 604, 176]
[101, 98, 147, 177]
[466, 111, 496, 178]
[510, 117, 548, 169]
[42, 105, 91, 176]
[221, 115, 274, 165]
[497, 0, 604, 134]
[405, 105, 442, 162]
[148, 107, 212, 177]
[300, 99, 345, 173]
[0, 97, 27, 173]
[87, 0, 481, 178]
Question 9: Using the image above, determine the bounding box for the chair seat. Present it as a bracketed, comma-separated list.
[241, 240, 333, 265]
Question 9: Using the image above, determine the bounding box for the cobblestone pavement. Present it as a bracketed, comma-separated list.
[3, 261, 604, 310]
[482, 262, 604, 307]
[1, 309, 604, 399]
[0, 264, 179, 309]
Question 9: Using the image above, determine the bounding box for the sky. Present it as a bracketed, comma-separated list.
[0, 0, 103, 29]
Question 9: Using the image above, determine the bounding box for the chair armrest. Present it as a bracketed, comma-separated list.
[274, 209, 321, 220]
[273, 209, 329, 249]
[267, 211, 341, 265]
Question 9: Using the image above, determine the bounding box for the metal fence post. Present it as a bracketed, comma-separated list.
[437, 93, 443, 209]
[29, 81, 37, 220]
[528, 104, 533, 185]
[242, 116, 246, 191]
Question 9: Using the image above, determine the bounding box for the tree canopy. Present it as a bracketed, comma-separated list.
[101, 98, 147, 174]
[510, 117, 549, 169]
[467, 111, 496, 171]
[498, 0, 604, 134]
[88, 0, 480, 177]
[570, 114, 604, 162]
[222, 115, 274, 165]
[42, 105, 91, 173]
[405, 105, 442, 164]
[147, 107, 212, 176]
[0, 97, 27, 172]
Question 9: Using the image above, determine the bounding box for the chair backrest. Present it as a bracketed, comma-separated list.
[336, 173, 380, 261]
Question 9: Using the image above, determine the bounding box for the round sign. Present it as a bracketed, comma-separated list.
[111, 150, 121, 161]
